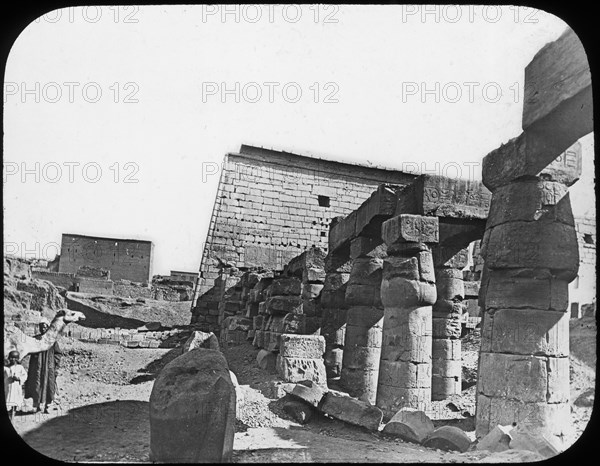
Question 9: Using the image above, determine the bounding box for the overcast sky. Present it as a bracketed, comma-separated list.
[3, 5, 595, 275]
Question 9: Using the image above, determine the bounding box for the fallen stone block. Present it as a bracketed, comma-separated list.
[422, 425, 471, 452]
[320, 391, 383, 431]
[149, 349, 235, 463]
[283, 399, 314, 424]
[265, 296, 303, 315]
[276, 355, 327, 386]
[290, 381, 327, 407]
[269, 277, 302, 296]
[256, 349, 277, 372]
[476, 424, 513, 453]
[508, 425, 562, 459]
[302, 283, 324, 300]
[382, 408, 434, 444]
[279, 334, 326, 359]
[263, 381, 296, 399]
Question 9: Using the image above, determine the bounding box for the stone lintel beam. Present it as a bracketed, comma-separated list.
[438, 220, 486, 253]
[523, 28, 592, 136]
[350, 236, 386, 260]
[284, 246, 326, 278]
[396, 175, 491, 221]
[482, 136, 583, 192]
[329, 184, 400, 254]
[382, 214, 439, 247]
[432, 246, 469, 269]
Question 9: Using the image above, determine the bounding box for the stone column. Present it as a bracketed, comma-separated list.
[339, 236, 386, 404]
[320, 258, 350, 379]
[377, 214, 439, 418]
[431, 247, 469, 400]
[476, 152, 581, 443]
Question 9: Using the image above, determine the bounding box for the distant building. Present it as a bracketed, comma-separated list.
[170, 270, 198, 283]
[58, 233, 154, 284]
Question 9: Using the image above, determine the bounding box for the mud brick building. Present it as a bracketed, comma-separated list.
[192, 145, 417, 314]
[58, 233, 154, 284]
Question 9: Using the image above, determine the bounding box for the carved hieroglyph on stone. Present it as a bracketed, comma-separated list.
[377, 214, 438, 418]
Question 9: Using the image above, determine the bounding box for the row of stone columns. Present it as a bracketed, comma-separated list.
[325, 215, 477, 418]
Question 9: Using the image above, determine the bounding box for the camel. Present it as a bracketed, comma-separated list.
[4, 309, 86, 361]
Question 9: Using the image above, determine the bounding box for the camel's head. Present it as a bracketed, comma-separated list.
[55, 309, 86, 323]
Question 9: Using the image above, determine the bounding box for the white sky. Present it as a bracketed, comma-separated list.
[3, 5, 595, 275]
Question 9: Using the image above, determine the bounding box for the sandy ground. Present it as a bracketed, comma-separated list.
[4, 318, 596, 463]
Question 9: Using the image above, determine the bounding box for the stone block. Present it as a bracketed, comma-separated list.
[149, 349, 235, 463]
[487, 180, 574, 228]
[268, 277, 302, 296]
[483, 270, 569, 312]
[375, 385, 431, 415]
[329, 210, 356, 252]
[508, 424, 563, 459]
[382, 256, 420, 282]
[432, 300, 464, 318]
[432, 317, 462, 339]
[483, 221, 578, 279]
[354, 184, 399, 238]
[479, 309, 569, 357]
[276, 355, 327, 386]
[320, 391, 383, 431]
[348, 257, 384, 286]
[350, 236, 387, 260]
[382, 214, 439, 245]
[378, 360, 431, 388]
[482, 134, 583, 191]
[304, 267, 326, 283]
[463, 280, 480, 297]
[476, 424, 513, 453]
[382, 408, 435, 444]
[422, 426, 471, 452]
[477, 353, 569, 403]
[341, 346, 382, 371]
[302, 283, 324, 300]
[265, 296, 303, 315]
[290, 380, 327, 407]
[431, 339, 461, 360]
[381, 277, 437, 308]
[279, 334, 325, 359]
[345, 283, 381, 307]
[475, 393, 570, 439]
[256, 349, 277, 372]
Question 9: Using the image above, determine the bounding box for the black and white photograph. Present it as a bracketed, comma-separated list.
[2, 3, 595, 462]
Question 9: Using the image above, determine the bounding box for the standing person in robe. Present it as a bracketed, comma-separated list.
[4, 350, 27, 419]
[24, 317, 63, 413]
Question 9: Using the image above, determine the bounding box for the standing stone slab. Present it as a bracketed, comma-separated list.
[149, 349, 235, 463]
[320, 391, 383, 431]
[279, 334, 325, 359]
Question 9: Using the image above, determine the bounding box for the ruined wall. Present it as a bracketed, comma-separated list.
[194, 145, 416, 313]
[59, 234, 154, 284]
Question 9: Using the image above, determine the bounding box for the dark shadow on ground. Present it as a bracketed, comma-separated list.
[66, 296, 145, 329]
[14, 400, 150, 462]
[129, 347, 182, 384]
